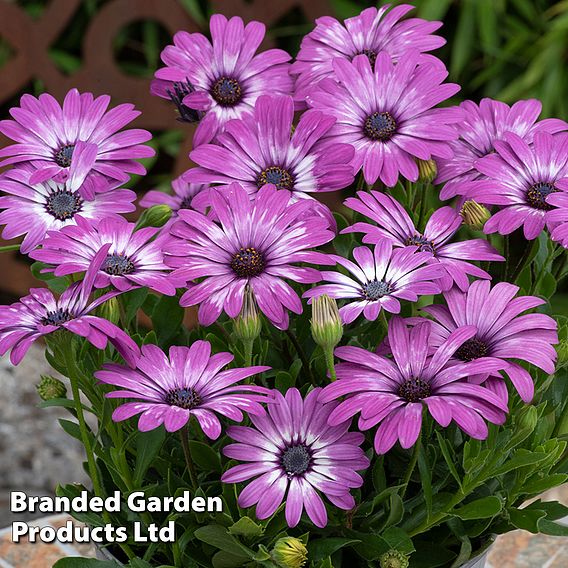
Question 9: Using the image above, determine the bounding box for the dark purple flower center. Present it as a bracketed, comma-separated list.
[41, 308, 72, 326]
[257, 166, 294, 190]
[405, 234, 436, 254]
[454, 338, 489, 362]
[526, 182, 557, 211]
[102, 253, 135, 276]
[356, 49, 377, 68]
[167, 79, 203, 123]
[164, 387, 202, 410]
[364, 112, 396, 141]
[231, 247, 265, 278]
[45, 190, 82, 221]
[362, 279, 392, 300]
[281, 444, 311, 476]
[54, 144, 75, 168]
[211, 77, 242, 106]
[398, 378, 431, 402]
[179, 196, 193, 210]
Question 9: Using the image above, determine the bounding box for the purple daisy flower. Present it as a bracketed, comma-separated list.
[184, 94, 354, 211]
[30, 215, 177, 295]
[165, 183, 334, 330]
[139, 175, 209, 217]
[0, 244, 139, 366]
[95, 340, 270, 436]
[319, 317, 509, 454]
[306, 51, 461, 186]
[343, 191, 503, 291]
[547, 192, 568, 248]
[421, 280, 558, 403]
[152, 14, 293, 146]
[303, 241, 444, 324]
[0, 89, 154, 198]
[466, 132, 568, 240]
[436, 98, 567, 200]
[0, 165, 136, 254]
[291, 4, 445, 106]
[221, 387, 370, 528]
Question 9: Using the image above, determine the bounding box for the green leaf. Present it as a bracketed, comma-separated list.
[122, 288, 149, 323]
[538, 519, 568, 536]
[382, 526, 415, 554]
[31, 262, 70, 293]
[53, 559, 119, 568]
[308, 538, 361, 563]
[453, 496, 502, 520]
[508, 507, 547, 532]
[189, 440, 222, 472]
[410, 541, 456, 568]
[436, 431, 463, 489]
[382, 493, 404, 529]
[212, 551, 249, 568]
[151, 295, 184, 345]
[275, 370, 296, 391]
[134, 428, 165, 485]
[492, 450, 548, 475]
[194, 525, 254, 558]
[227, 517, 264, 539]
[521, 473, 568, 495]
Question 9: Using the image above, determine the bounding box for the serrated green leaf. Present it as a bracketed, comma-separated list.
[227, 517, 264, 539]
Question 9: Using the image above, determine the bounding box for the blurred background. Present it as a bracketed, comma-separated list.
[0, 0, 567, 301]
[0, 0, 567, 531]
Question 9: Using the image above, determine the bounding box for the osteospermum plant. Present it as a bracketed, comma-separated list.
[1, 6, 568, 568]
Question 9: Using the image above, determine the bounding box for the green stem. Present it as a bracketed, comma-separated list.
[400, 436, 421, 499]
[243, 339, 254, 368]
[285, 329, 317, 386]
[503, 236, 510, 280]
[509, 240, 533, 283]
[61, 339, 135, 560]
[416, 183, 427, 230]
[323, 346, 337, 382]
[180, 424, 198, 491]
[61, 341, 105, 505]
[0, 244, 20, 253]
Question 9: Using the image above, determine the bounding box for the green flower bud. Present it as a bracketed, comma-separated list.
[380, 550, 409, 568]
[417, 158, 437, 183]
[96, 296, 121, 325]
[234, 286, 262, 343]
[460, 200, 491, 231]
[271, 537, 308, 568]
[135, 204, 172, 229]
[311, 294, 343, 350]
[36, 375, 67, 401]
[516, 405, 538, 432]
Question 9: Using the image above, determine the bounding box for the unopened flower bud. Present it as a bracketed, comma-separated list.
[556, 339, 568, 369]
[460, 200, 491, 231]
[97, 296, 121, 325]
[517, 405, 538, 432]
[380, 550, 409, 568]
[136, 204, 172, 229]
[417, 158, 437, 183]
[234, 286, 262, 343]
[37, 375, 67, 401]
[271, 537, 308, 568]
[311, 295, 343, 350]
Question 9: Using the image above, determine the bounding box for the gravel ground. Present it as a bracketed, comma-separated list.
[0, 344, 87, 527]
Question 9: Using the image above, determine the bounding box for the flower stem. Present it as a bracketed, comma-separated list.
[0, 244, 20, 253]
[61, 339, 136, 560]
[243, 339, 254, 368]
[180, 424, 198, 491]
[416, 183, 427, 230]
[285, 329, 317, 386]
[61, 341, 105, 505]
[323, 346, 337, 382]
[509, 240, 533, 283]
[400, 435, 421, 499]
